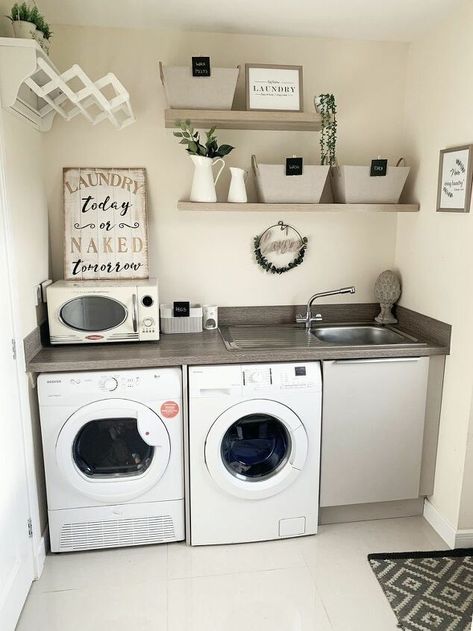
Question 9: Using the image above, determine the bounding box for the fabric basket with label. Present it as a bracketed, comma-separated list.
[331, 158, 410, 204]
[160, 304, 203, 334]
[252, 155, 332, 204]
[159, 62, 240, 110]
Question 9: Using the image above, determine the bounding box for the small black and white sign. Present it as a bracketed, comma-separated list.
[173, 301, 190, 317]
[286, 157, 303, 176]
[192, 57, 211, 77]
[370, 159, 388, 177]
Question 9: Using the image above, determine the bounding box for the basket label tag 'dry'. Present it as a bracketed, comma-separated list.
[370, 159, 388, 176]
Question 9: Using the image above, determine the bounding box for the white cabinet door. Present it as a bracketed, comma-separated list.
[320, 357, 429, 507]
[0, 137, 35, 629]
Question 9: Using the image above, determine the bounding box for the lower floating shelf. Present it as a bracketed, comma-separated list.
[177, 202, 420, 213]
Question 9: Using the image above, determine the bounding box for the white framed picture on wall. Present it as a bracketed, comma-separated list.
[245, 64, 303, 111]
[437, 145, 473, 213]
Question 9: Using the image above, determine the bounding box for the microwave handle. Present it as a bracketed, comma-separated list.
[132, 294, 138, 333]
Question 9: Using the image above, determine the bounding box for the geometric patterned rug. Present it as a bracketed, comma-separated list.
[368, 549, 473, 630]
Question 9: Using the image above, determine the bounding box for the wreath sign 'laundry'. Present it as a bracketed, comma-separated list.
[254, 220, 308, 274]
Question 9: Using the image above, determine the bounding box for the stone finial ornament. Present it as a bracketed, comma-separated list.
[374, 270, 401, 324]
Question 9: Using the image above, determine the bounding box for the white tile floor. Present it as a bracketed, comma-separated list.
[17, 516, 445, 631]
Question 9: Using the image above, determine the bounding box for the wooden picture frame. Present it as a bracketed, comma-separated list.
[63, 167, 149, 280]
[245, 64, 303, 112]
[437, 145, 473, 213]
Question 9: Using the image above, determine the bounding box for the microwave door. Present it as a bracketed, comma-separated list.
[59, 295, 129, 334]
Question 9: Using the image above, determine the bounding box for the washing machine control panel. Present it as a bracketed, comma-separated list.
[242, 363, 320, 392]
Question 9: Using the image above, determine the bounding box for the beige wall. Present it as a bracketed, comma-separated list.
[3, 112, 49, 335]
[43, 26, 409, 306]
[396, 0, 473, 529]
[0, 1, 13, 37]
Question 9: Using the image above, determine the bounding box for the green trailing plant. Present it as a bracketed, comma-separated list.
[9, 2, 32, 21]
[29, 4, 40, 25]
[41, 21, 52, 39]
[318, 93, 337, 166]
[173, 120, 234, 158]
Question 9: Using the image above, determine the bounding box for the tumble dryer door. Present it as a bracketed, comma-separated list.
[56, 399, 171, 503]
[205, 399, 308, 500]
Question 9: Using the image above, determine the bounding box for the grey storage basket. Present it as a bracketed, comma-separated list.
[252, 155, 332, 204]
[159, 62, 240, 110]
[331, 159, 410, 204]
[160, 304, 203, 334]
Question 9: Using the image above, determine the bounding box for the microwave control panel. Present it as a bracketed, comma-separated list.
[137, 285, 159, 341]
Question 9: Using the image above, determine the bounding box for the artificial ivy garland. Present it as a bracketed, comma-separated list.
[254, 222, 308, 274]
[317, 93, 337, 166]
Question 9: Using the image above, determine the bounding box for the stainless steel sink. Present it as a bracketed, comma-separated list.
[219, 323, 423, 351]
[311, 325, 412, 346]
[220, 325, 312, 351]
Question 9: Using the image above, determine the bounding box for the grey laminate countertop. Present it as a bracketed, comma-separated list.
[27, 326, 449, 374]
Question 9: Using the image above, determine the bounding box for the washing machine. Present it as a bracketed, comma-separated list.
[38, 368, 184, 552]
[188, 362, 322, 545]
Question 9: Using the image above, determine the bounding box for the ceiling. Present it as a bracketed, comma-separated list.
[37, 0, 465, 42]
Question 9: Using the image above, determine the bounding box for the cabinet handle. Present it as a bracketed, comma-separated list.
[332, 357, 420, 365]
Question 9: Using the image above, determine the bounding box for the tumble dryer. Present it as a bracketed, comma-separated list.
[38, 368, 184, 552]
[188, 362, 322, 545]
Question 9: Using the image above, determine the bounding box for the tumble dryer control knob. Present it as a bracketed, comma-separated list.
[104, 377, 118, 391]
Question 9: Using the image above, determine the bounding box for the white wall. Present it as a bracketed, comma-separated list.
[43, 26, 409, 305]
[396, 0, 473, 530]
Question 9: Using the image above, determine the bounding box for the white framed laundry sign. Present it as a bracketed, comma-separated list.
[64, 167, 149, 279]
[437, 145, 473, 213]
[245, 64, 303, 112]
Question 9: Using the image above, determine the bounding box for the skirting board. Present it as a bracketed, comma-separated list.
[319, 498, 424, 525]
[423, 499, 473, 549]
[34, 526, 48, 579]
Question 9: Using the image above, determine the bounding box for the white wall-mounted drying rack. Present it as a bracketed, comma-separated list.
[0, 37, 135, 131]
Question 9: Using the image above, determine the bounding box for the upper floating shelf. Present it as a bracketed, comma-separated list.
[177, 202, 420, 213]
[0, 37, 134, 131]
[165, 108, 323, 131]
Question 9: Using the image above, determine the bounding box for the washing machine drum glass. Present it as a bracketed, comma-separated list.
[73, 417, 154, 478]
[221, 413, 291, 480]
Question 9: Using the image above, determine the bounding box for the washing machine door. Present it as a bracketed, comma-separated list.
[205, 399, 308, 500]
[56, 399, 171, 503]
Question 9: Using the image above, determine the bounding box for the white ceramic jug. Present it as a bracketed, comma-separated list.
[227, 167, 248, 203]
[190, 155, 225, 202]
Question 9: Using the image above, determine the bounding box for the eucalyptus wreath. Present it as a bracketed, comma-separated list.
[253, 223, 308, 275]
[317, 93, 337, 166]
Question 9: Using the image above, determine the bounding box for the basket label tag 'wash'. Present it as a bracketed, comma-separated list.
[286, 157, 303, 176]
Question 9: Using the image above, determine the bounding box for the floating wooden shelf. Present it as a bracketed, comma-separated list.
[177, 202, 420, 213]
[165, 108, 322, 131]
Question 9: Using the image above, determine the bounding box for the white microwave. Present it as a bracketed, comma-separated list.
[46, 279, 159, 344]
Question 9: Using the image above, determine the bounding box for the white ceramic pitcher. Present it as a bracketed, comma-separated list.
[227, 167, 248, 203]
[190, 155, 225, 203]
